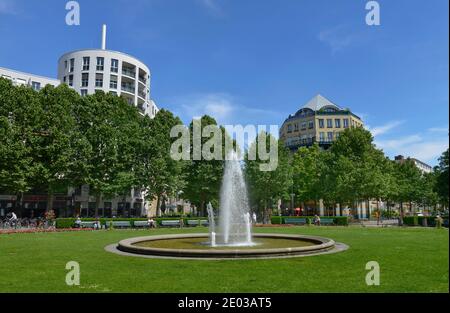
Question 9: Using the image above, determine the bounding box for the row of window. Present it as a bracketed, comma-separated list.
[286, 118, 353, 133]
[318, 118, 349, 129]
[64, 57, 119, 73]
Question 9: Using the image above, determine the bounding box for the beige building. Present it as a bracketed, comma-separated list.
[280, 94, 364, 151]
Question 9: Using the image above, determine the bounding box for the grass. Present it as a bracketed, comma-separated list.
[0, 226, 448, 293]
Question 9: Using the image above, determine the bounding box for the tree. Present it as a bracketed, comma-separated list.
[182, 115, 231, 216]
[435, 149, 449, 208]
[138, 109, 185, 216]
[0, 79, 36, 202]
[328, 127, 392, 215]
[390, 160, 423, 225]
[77, 91, 142, 216]
[245, 133, 292, 223]
[291, 144, 328, 214]
[30, 84, 89, 212]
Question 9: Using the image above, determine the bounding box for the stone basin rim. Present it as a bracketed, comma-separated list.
[116, 233, 336, 258]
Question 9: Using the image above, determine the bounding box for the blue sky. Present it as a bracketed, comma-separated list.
[0, 0, 448, 165]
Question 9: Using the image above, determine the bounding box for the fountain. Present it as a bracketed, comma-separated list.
[111, 151, 344, 259]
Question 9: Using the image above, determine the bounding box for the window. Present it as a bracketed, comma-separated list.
[80, 89, 88, 96]
[110, 75, 118, 89]
[319, 132, 325, 142]
[96, 57, 104, 71]
[308, 121, 314, 129]
[319, 119, 324, 128]
[287, 124, 292, 133]
[327, 132, 333, 141]
[301, 122, 307, 130]
[69, 59, 75, 72]
[95, 74, 103, 87]
[327, 119, 333, 128]
[81, 73, 89, 87]
[111, 59, 119, 73]
[68, 75, 74, 87]
[63, 76, 67, 83]
[343, 119, 349, 128]
[335, 119, 341, 128]
[82, 57, 90, 71]
[336, 132, 341, 139]
[31, 81, 41, 91]
[294, 123, 299, 132]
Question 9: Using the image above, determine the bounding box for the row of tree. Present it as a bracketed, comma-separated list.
[0, 78, 184, 216]
[244, 127, 449, 222]
[1, 77, 448, 219]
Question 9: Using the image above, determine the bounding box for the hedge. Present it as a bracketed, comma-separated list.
[270, 216, 349, 226]
[402, 216, 449, 227]
[55, 217, 212, 229]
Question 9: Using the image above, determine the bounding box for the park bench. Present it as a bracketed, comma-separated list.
[186, 220, 210, 227]
[320, 218, 335, 226]
[80, 221, 96, 228]
[133, 221, 149, 228]
[161, 220, 182, 228]
[111, 221, 132, 229]
[284, 218, 307, 225]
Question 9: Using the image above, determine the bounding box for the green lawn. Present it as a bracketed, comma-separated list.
[0, 226, 448, 293]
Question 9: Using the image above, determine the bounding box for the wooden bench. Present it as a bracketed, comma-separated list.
[284, 218, 308, 225]
[133, 221, 149, 228]
[160, 220, 182, 228]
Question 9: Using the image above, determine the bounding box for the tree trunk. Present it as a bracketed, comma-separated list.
[47, 187, 54, 212]
[156, 194, 161, 217]
[95, 194, 101, 217]
[399, 202, 404, 226]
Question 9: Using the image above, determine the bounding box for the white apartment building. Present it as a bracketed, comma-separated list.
[0, 67, 60, 91]
[0, 25, 160, 218]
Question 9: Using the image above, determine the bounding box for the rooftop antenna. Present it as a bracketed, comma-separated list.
[101, 24, 107, 50]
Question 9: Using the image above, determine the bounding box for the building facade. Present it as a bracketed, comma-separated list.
[394, 155, 433, 174]
[0, 67, 60, 91]
[280, 94, 364, 151]
[0, 25, 159, 219]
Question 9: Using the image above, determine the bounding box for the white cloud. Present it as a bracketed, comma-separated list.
[197, 0, 223, 16]
[318, 25, 354, 53]
[369, 120, 404, 137]
[375, 134, 448, 165]
[0, 0, 15, 15]
[427, 127, 448, 133]
[168, 92, 283, 127]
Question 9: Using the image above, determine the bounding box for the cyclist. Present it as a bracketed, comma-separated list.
[9, 212, 18, 228]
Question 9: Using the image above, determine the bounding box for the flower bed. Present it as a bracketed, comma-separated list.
[0, 228, 96, 235]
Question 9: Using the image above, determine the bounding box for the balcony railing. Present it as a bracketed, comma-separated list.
[138, 91, 146, 99]
[121, 84, 135, 94]
[138, 76, 147, 85]
[122, 69, 136, 78]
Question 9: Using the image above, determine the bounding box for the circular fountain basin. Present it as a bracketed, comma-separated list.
[114, 233, 341, 259]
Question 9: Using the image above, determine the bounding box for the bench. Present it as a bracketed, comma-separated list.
[133, 221, 149, 228]
[186, 220, 210, 227]
[160, 220, 182, 228]
[320, 218, 335, 226]
[284, 218, 308, 225]
[110, 221, 132, 229]
[80, 221, 96, 228]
